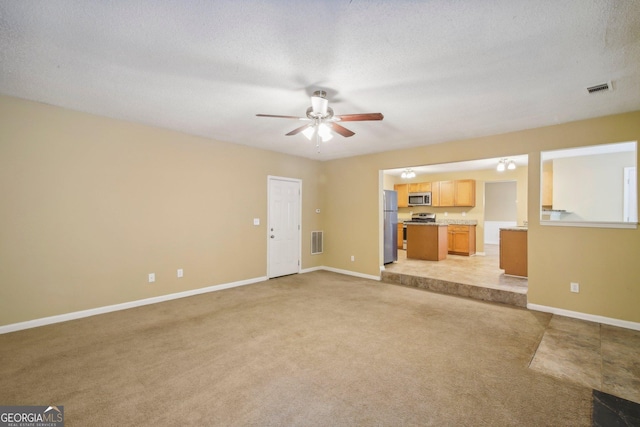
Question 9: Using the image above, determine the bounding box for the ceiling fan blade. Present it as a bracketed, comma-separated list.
[330, 123, 355, 138]
[334, 113, 384, 122]
[286, 123, 313, 136]
[256, 114, 307, 120]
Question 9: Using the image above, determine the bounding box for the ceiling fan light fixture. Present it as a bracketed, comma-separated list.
[311, 93, 329, 117]
[318, 123, 333, 142]
[302, 126, 315, 140]
[256, 89, 383, 153]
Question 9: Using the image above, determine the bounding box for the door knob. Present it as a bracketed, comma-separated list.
[270, 235, 275, 238]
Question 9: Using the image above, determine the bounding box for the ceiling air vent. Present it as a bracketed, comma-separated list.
[586, 81, 612, 94]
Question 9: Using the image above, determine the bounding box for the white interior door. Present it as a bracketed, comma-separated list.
[268, 177, 301, 278]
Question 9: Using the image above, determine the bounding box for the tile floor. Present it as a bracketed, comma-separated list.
[384, 244, 640, 406]
[385, 244, 528, 294]
[530, 315, 640, 405]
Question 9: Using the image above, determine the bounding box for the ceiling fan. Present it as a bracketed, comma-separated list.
[256, 90, 383, 149]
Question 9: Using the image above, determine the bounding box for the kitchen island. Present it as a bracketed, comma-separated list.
[406, 223, 448, 261]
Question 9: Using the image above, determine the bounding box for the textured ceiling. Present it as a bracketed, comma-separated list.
[1, 1, 639, 161]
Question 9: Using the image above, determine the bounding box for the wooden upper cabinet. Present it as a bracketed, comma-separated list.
[431, 181, 440, 206]
[409, 182, 432, 193]
[454, 179, 476, 207]
[394, 184, 409, 208]
[399, 179, 474, 208]
[439, 181, 456, 206]
[429, 180, 476, 207]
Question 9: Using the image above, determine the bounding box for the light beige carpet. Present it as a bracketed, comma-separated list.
[0, 271, 591, 426]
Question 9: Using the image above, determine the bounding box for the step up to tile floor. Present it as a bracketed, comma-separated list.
[381, 270, 527, 307]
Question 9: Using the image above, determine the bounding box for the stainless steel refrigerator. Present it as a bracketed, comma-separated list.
[383, 190, 398, 264]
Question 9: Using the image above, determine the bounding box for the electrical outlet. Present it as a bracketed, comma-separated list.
[351, 255, 355, 262]
[570, 282, 579, 293]
[148, 273, 155, 283]
[177, 269, 183, 278]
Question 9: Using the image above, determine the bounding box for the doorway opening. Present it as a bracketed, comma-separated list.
[380, 156, 528, 302]
[484, 181, 518, 245]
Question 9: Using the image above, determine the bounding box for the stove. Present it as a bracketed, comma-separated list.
[404, 212, 436, 223]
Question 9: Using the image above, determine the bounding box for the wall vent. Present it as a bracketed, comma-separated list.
[586, 81, 612, 94]
[311, 231, 323, 254]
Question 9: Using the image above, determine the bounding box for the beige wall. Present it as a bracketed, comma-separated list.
[2, 94, 639, 326]
[322, 111, 640, 323]
[0, 95, 324, 325]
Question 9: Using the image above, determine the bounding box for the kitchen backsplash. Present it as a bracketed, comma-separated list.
[398, 207, 479, 223]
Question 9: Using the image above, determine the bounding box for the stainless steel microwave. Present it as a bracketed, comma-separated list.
[408, 192, 432, 206]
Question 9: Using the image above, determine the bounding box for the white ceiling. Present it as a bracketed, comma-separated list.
[1, 1, 639, 161]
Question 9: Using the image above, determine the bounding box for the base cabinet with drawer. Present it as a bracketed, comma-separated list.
[447, 225, 476, 256]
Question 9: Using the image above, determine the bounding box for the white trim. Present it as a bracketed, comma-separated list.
[300, 266, 324, 274]
[527, 303, 640, 331]
[321, 266, 381, 281]
[0, 276, 267, 335]
[301, 265, 380, 281]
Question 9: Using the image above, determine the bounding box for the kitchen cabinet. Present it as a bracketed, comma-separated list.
[431, 181, 440, 206]
[439, 181, 456, 206]
[397, 223, 404, 249]
[447, 225, 476, 256]
[394, 184, 409, 208]
[432, 179, 476, 207]
[406, 224, 448, 261]
[500, 228, 527, 277]
[455, 179, 476, 207]
[409, 182, 431, 193]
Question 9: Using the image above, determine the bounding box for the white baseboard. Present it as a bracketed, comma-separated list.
[301, 266, 380, 281]
[527, 303, 640, 331]
[299, 266, 324, 274]
[321, 266, 381, 281]
[0, 276, 267, 335]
